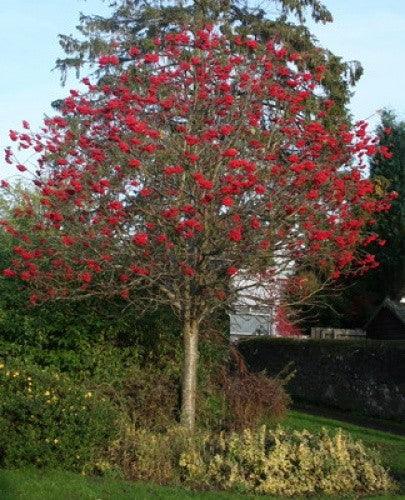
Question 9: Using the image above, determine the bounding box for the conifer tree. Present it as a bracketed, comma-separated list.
[56, 0, 362, 122]
[368, 110, 405, 300]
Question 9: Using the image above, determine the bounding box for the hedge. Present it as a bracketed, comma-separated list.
[238, 338, 405, 421]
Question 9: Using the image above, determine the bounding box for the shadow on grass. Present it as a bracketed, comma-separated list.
[294, 400, 405, 436]
[0, 471, 17, 500]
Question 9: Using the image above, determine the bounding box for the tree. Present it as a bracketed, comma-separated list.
[56, 0, 361, 122]
[303, 111, 405, 329]
[368, 110, 405, 301]
[3, 28, 391, 429]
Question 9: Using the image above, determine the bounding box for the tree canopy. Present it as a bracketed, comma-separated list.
[368, 110, 405, 301]
[56, 0, 361, 123]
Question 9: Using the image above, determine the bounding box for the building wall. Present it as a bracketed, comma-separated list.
[229, 310, 274, 342]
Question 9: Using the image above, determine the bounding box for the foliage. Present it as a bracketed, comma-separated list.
[238, 338, 405, 420]
[368, 110, 405, 301]
[221, 371, 289, 431]
[0, 334, 400, 496]
[284, 410, 405, 493]
[0, 217, 180, 349]
[0, 339, 142, 383]
[0, 359, 119, 471]
[108, 424, 396, 495]
[2, 406, 405, 499]
[0, 336, 289, 463]
[109, 364, 181, 432]
[4, 30, 388, 312]
[300, 110, 405, 329]
[107, 425, 195, 483]
[181, 426, 395, 495]
[55, 0, 360, 123]
[0, 339, 181, 432]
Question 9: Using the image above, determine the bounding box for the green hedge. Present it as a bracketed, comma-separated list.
[238, 338, 405, 421]
[0, 335, 231, 471]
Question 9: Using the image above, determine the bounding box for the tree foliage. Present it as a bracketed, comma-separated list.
[56, 0, 361, 122]
[0, 188, 180, 349]
[369, 110, 405, 301]
[300, 110, 405, 328]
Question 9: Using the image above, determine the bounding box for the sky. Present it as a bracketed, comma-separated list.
[1, 0, 405, 179]
[308, 0, 405, 124]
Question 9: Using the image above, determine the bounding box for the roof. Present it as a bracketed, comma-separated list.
[365, 298, 405, 329]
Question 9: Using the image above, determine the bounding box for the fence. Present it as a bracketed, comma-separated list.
[310, 327, 365, 339]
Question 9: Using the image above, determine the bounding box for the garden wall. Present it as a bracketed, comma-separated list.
[237, 338, 405, 421]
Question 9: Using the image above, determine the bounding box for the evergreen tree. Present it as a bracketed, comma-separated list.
[368, 110, 405, 301]
[56, 0, 362, 122]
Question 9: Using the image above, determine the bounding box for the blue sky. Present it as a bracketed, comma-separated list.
[308, 0, 405, 124]
[1, 0, 404, 178]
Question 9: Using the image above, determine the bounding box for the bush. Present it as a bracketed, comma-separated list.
[108, 424, 396, 496]
[0, 340, 143, 383]
[0, 360, 119, 471]
[238, 338, 405, 420]
[0, 336, 287, 474]
[108, 426, 196, 483]
[196, 344, 290, 432]
[222, 372, 289, 431]
[109, 365, 180, 431]
[180, 426, 396, 496]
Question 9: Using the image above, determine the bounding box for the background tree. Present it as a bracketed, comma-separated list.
[3, 28, 390, 429]
[368, 110, 405, 301]
[56, 0, 361, 123]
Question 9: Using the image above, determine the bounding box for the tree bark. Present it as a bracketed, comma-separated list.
[180, 317, 199, 431]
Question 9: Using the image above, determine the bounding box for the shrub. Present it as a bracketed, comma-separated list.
[0, 360, 119, 471]
[222, 372, 290, 431]
[110, 365, 180, 431]
[196, 344, 290, 432]
[108, 425, 198, 483]
[180, 426, 396, 496]
[0, 340, 144, 383]
[108, 424, 396, 496]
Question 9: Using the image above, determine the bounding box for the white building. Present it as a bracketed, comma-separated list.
[229, 273, 284, 342]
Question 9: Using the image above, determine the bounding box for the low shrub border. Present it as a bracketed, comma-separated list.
[237, 338, 405, 421]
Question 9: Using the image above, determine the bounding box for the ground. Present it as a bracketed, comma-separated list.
[0, 409, 404, 499]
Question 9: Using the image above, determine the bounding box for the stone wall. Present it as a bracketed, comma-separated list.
[238, 338, 405, 421]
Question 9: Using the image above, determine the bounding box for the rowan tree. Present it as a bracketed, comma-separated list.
[300, 111, 405, 329]
[2, 27, 393, 429]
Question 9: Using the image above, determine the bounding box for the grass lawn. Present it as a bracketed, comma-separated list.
[0, 410, 404, 499]
[0, 469, 258, 500]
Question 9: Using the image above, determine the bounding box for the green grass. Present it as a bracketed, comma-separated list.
[0, 410, 404, 499]
[0, 469, 259, 500]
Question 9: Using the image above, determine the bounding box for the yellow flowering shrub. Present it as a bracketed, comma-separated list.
[0, 361, 118, 471]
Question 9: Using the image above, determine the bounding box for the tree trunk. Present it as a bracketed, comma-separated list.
[180, 318, 199, 431]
